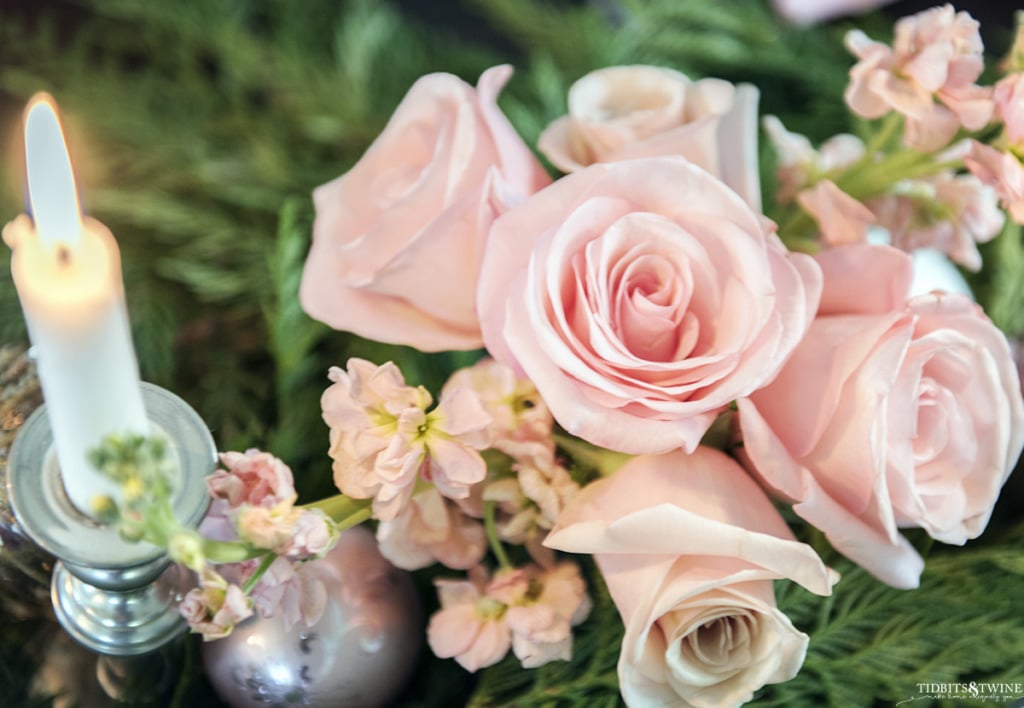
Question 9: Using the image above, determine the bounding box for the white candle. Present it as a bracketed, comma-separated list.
[3, 93, 149, 516]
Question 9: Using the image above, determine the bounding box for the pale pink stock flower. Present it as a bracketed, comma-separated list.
[797, 179, 875, 246]
[502, 563, 592, 669]
[422, 384, 493, 500]
[538, 66, 763, 210]
[965, 141, 1024, 224]
[210, 449, 296, 508]
[870, 172, 1003, 271]
[763, 116, 865, 204]
[234, 503, 303, 551]
[321, 358, 491, 521]
[844, 5, 993, 151]
[428, 568, 511, 672]
[236, 504, 339, 558]
[995, 73, 1024, 147]
[428, 563, 591, 672]
[249, 557, 329, 631]
[441, 358, 554, 460]
[376, 487, 487, 571]
[278, 508, 339, 559]
[180, 568, 254, 641]
[299, 65, 550, 352]
[484, 446, 579, 566]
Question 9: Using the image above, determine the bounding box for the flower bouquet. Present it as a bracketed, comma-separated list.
[4, 1, 1024, 707]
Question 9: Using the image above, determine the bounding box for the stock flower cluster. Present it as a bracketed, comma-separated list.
[178, 450, 341, 639]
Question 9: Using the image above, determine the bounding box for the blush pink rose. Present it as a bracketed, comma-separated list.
[477, 157, 821, 455]
[538, 66, 761, 210]
[300, 65, 550, 351]
[739, 244, 1024, 589]
[772, 0, 894, 25]
[545, 447, 837, 708]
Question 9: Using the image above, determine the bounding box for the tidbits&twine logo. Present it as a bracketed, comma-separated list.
[897, 682, 1024, 704]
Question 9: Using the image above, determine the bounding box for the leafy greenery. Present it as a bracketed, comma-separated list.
[1, 1, 1023, 706]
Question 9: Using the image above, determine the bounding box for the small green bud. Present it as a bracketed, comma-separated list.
[90, 495, 120, 524]
[168, 530, 206, 572]
[122, 475, 146, 503]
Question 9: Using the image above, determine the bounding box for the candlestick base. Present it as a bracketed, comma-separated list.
[5, 382, 215, 656]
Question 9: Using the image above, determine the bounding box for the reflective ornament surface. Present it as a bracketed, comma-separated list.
[202, 525, 423, 707]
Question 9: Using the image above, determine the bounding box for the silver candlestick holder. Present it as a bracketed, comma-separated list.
[5, 382, 215, 658]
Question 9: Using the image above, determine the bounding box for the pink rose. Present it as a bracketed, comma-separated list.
[739, 244, 1024, 588]
[300, 65, 550, 351]
[477, 157, 821, 454]
[538, 66, 761, 210]
[772, 0, 894, 25]
[545, 447, 837, 708]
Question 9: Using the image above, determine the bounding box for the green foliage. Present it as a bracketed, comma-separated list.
[760, 525, 1024, 706]
[974, 218, 1024, 338]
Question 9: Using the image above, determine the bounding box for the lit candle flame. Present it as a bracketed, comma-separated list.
[24, 93, 83, 253]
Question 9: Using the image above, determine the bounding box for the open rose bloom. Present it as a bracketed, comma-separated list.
[740, 245, 1024, 588]
[300, 65, 550, 351]
[478, 157, 820, 455]
[546, 448, 838, 707]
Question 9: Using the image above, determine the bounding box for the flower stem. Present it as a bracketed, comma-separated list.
[484, 501, 513, 570]
[553, 433, 631, 477]
[202, 539, 264, 564]
[242, 553, 277, 594]
[863, 112, 903, 157]
[303, 494, 373, 530]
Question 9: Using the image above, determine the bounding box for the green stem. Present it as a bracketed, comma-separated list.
[553, 433, 632, 477]
[242, 553, 277, 594]
[202, 539, 263, 564]
[303, 493, 373, 530]
[483, 501, 513, 570]
[863, 112, 904, 157]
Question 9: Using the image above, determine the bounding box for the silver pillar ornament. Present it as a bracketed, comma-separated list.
[202, 524, 423, 708]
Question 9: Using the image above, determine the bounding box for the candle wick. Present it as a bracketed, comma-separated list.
[57, 245, 71, 266]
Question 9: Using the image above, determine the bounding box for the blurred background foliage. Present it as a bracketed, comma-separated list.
[1, 0, 1023, 706]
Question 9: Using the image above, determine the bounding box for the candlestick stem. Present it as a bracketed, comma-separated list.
[6, 382, 215, 657]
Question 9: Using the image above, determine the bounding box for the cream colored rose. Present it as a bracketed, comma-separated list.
[545, 447, 837, 707]
[538, 65, 761, 210]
